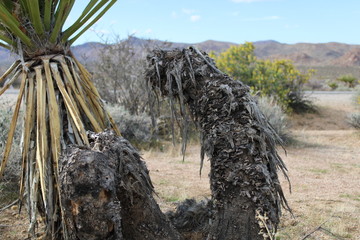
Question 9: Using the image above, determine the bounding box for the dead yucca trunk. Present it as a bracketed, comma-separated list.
[146, 47, 291, 240]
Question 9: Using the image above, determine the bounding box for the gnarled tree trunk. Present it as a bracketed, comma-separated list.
[146, 47, 291, 240]
[60, 131, 182, 240]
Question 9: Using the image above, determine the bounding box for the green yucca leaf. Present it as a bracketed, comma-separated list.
[19, 0, 29, 14]
[43, 0, 53, 31]
[0, 34, 14, 46]
[27, 0, 45, 36]
[49, 0, 75, 43]
[0, 0, 118, 53]
[0, 42, 10, 50]
[68, 0, 117, 45]
[2, 0, 15, 12]
[0, 3, 33, 47]
[61, 0, 104, 42]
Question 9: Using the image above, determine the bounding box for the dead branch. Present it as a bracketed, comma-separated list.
[0, 199, 18, 213]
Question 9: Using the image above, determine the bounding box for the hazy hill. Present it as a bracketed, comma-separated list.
[1, 38, 359, 67]
[0, 38, 359, 80]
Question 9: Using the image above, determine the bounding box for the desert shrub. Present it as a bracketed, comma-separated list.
[106, 105, 155, 148]
[257, 96, 291, 143]
[0, 106, 22, 206]
[92, 36, 171, 116]
[210, 43, 314, 113]
[348, 113, 360, 129]
[328, 82, 338, 90]
[337, 74, 358, 88]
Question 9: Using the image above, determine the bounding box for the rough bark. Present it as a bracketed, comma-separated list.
[146, 47, 291, 240]
[60, 131, 182, 240]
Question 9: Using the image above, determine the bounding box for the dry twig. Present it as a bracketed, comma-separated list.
[0, 199, 18, 213]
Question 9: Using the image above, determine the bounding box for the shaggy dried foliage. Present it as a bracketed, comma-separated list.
[146, 47, 291, 239]
[166, 199, 212, 239]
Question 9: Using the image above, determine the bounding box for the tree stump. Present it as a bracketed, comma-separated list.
[60, 131, 182, 240]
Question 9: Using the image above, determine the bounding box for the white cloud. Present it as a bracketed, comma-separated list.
[182, 8, 196, 15]
[190, 15, 201, 22]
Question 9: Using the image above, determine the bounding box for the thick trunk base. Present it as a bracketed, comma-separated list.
[60, 131, 182, 240]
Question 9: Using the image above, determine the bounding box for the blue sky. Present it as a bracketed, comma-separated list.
[68, 0, 360, 45]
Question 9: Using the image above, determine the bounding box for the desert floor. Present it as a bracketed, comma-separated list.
[1, 91, 359, 240]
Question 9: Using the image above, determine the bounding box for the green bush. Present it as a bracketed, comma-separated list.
[328, 82, 338, 90]
[257, 96, 291, 143]
[210, 43, 314, 113]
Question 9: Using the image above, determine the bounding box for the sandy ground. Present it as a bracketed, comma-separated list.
[1, 92, 359, 239]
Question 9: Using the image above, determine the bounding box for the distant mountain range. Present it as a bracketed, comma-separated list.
[69, 38, 360, 67]
[1, 38, 359, 79]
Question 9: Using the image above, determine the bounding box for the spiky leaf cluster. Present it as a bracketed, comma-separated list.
[0, 0, 116, 58]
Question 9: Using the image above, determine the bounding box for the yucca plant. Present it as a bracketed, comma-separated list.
[0, 1, 119, 239]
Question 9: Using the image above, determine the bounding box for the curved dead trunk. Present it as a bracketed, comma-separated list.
[146, 48, 291, 240]
[60, 131, 182, 240]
